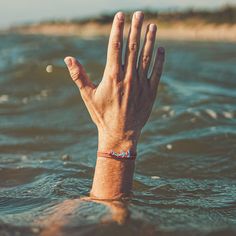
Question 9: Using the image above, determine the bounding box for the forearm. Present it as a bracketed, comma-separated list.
[90, 157, 135, 199]
[90, 133, 138, 199]
[65, 11, 165, 200]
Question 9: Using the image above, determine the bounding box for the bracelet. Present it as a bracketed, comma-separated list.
[97, 150, 137, 160]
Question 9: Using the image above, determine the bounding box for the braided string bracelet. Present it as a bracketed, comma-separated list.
[97, 150, 137, 160]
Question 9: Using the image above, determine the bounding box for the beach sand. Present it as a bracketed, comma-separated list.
[6, 21, 236, 42]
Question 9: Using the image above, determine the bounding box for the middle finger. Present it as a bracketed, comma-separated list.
[124, 11, 144, 80]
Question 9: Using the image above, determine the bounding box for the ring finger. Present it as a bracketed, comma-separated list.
[138, 23, 157, 79]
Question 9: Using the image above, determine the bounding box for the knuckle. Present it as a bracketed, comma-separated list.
[106, 65, 121, 79]
[113, 69, 121, 79]
[129, 42, 138, 52]
[112, 41, 121, 51]
[110, 70, 120, 80]
[70, 69, 81, 81]
[142, 55, 150, 65]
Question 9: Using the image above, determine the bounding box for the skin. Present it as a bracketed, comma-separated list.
[33, 11, 164, 236]
[64, 11, 165, 200]
[37, 198, 129, 236]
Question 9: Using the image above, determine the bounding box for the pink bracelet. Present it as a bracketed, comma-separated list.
[97, 150, 137, 160]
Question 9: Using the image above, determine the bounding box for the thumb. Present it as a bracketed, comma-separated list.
[64, 56, 95, 91]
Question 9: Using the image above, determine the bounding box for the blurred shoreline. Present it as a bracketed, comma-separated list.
[4, 22, 236, 42]
[2, 6, 236, 42]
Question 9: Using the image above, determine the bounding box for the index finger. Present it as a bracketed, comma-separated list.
[105, 12, 125, 76]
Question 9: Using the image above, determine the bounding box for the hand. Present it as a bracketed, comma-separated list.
[64, 11, 165, 153]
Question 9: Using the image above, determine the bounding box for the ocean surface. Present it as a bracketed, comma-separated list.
[0, 34, 236, 236]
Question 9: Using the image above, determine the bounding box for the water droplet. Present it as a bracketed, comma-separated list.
[166, 144, 172, 150]
[46, 64, 53, 73]
[0, 94, 9, 103]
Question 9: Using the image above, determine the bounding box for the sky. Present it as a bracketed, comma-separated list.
[0, 0, 236, 28]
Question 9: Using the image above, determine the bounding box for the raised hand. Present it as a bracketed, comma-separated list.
[64, 11, 165, 199]
[64, 11, 165, 153]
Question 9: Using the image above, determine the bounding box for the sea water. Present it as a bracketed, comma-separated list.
[0, 34, 236, 235]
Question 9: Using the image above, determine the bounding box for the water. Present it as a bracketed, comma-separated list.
[0, 34, 236, 236]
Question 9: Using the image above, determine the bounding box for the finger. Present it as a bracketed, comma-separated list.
[124, 11, 144, 79]
[105, 12, 125, 75]
[150, 47, 165, 93]
[138, 24, 157, 78]
[64, 56, 95, 92]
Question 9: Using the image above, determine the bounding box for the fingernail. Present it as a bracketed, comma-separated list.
[149, 24, 156, 32]
[158, 47, 165, 54]
[135, 11, 144, 20]
[117, 12, 125, 21]
[64, 57, 72, 67]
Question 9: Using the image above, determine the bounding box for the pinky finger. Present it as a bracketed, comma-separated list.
[150, 47, 165, 94]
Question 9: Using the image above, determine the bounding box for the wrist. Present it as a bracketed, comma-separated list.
[92, 129, 139, 200]
[98, 130, 140, 153]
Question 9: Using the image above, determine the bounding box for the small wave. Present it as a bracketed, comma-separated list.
[21, 89, 49, 104]
[0, 95, 9, 103]
[222, 111, 234, 119]
[205, 109, 218, 119]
